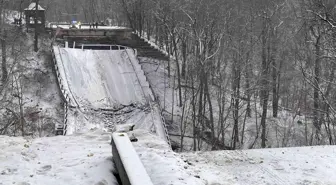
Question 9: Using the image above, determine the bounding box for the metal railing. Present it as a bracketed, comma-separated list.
[125, 49, 171, 147]
[136, 56, 171, 147]
[78, 44, 130, 50]
[51, 46, 71, 135]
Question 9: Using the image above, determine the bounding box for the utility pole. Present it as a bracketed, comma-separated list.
[34, 0, 39, 52]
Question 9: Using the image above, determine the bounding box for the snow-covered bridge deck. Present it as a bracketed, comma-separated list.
[53, 46, 147, 108]
[48, 24, 133, 39]
[52, 46, 170, 143]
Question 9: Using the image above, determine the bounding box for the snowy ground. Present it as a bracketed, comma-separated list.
[139, 57, 178, 113]
[131, 129, 205, 185]
[138, 56, 329, 150]
[0, 129, 118, 185]
[128, 129, 336, 185]
[2, 126, 336, 185]
[5, 28, 332, 185]
[181, 146, 336, 185]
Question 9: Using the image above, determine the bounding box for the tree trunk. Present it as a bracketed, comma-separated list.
[172, 31, 183, 107]
[204, 73, 215, 149]
[313, 35, 321, 139]
[260, 18, 270, 148]
[1, 29, 7, 83]
[197, 77, 204, 150]
[271, 37, 278, 117]
[181, 35, 187, 79]
[245, 52, 252, 117]
[191, 76, 197, 151]
[231, 54, 241, 149]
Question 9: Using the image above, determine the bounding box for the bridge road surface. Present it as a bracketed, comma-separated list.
[54, 47, 146, 109]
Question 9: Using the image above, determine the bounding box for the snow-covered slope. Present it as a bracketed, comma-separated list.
[55, 47, 146, 109]
[0, 129, 118, 185]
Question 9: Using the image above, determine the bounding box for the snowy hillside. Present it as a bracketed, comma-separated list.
[0, 30, 62, 137]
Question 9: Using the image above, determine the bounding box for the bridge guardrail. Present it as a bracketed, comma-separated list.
[134, 32, 174, 147]
[51, 46, 71, 135]
[78, 44, 130, 50]
[127, 49, 171, 147]
[111, 132, 154, 185]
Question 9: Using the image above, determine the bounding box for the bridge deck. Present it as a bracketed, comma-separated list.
[48, 24, 133, 39]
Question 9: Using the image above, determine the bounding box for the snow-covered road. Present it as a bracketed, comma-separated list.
[54, 47, 146, 109]
[0, 130, 118, 185]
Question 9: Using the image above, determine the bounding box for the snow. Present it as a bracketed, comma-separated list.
[131, 130, 204, 185]
[53, 46, 169, 143]
[112, 132, 153, 185]
[138, 57, 179, 114]
[126, 49, 154, 102]
[24, 3, 45, 11]
[4, 10, 26, 25]
[0, 35, 62, 136]
[2, 127, 335, 185]
[2, 34, 335, 185]
[181, 146, 336, 185]
[0, 129, 118, 185]
[135, 31, 170, 59]
[55, 47, 146, 109]
[125, 129, 336, 185]
[138, 56, 327, 150]
[21, 51, 63, 136]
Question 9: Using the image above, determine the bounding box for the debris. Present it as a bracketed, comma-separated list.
[87, 153, 94, 157]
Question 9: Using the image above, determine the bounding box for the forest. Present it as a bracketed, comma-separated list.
[115, 0, 336, 150]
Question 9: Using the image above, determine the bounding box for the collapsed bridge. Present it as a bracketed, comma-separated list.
[51, 43, 170, 145]
[46, 23, 172, 185]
